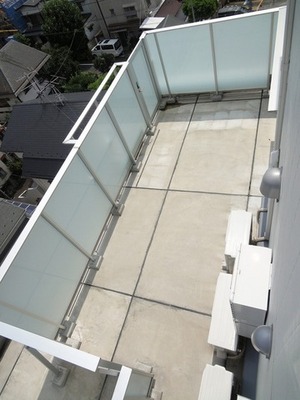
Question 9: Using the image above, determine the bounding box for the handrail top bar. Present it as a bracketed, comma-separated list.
[63, 62, 127, 145]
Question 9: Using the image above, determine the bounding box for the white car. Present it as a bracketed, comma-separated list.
[91, 39, 124, 57]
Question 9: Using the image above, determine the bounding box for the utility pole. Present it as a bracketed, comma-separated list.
[95, 0, 109, 38]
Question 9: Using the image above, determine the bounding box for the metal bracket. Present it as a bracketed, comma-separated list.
[146, 126, 157, 136]
[112, 202, 125, 216]
[52, 366, 70, 387]
[59, 319, 76, 338]
[211, 92, 223, 101]
[131, 161, 142, 172]
[88, 251, 104, 270]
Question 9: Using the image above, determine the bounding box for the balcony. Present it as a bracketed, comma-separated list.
[0, 7, 284, 400]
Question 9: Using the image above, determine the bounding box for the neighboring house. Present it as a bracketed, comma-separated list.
[1, 0, 164, 51]
[0, 91, 97, 183]
[0, 40, 50, 119]
[16, 0, 46, 42]
[0, 152, 11, 189]
[82, 0, 163, 46]
[0, 0, 28, 33]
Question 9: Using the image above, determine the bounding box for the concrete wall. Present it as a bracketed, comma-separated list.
[256, 1, 300, 399]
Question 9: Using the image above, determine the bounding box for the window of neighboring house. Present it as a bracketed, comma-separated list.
[0, 154, 7, 164]
[87, 23, 94, 32]
[109, 8, 116, 16]
[0, 167, 7, 180]
[123, 5, 137, 19]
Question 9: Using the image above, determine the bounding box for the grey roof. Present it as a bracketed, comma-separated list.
[157, 15, 185, 28]
[1, 91, 98, 180]
[0, 41, 50, 96]
[0, 199, 27, 262]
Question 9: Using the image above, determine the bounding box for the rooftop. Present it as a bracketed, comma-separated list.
[0, 41, 49, 97]
[0, 91, 277, 398]
[0, 6, 288, 400]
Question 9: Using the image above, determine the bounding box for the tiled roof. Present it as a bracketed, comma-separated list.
[155, 0, 183, 17]
[1, 91, 97, 179]
[0, 41, 50, 96]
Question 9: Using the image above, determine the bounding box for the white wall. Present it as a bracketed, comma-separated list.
[256, 1, 300, 398]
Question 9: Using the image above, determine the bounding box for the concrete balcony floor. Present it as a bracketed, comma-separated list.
[0, 93, 276, 400]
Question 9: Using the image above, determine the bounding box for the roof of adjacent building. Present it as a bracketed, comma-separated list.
[0, 199, 27, 262]
[1, 91, 98, 180]
[140, 15, 184, 30]
[0, 40, 50, 96]
[155, 0, 183, 18]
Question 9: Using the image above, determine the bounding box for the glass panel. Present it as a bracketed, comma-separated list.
[131, 45, 158, 118]
[44, 154, 112, 254]
[107, 72, 147, 155]
[153, 24, 215, 93]
[0, 218, 88, 338]
[144, 33, 168, 96]
[125, 371, 153, 398]
[213, 14, 272, 90]
[80, 107, 131, 199]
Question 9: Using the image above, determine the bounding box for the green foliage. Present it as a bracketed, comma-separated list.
[93, 54, 115, 73]
[63, 72, 99, 92]
[87, 74, 106, 91]
[7, 159, 22, 175]
[42, 0, 89, 61]
[13, 33, 31, 46]
[183, 0, 218, 21]
[40, 46, 80, 82]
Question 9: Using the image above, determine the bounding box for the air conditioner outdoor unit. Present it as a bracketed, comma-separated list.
[230, 244, 272, 338]
[224, 210, 252, 273]
[208, 272, 238, 354]
[197, 364, 234, 400]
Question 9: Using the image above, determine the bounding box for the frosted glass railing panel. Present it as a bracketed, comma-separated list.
[107, 72, 147, 155]
[149, 25, 215, 94]
[271, 12, 279, 67]
[213, 14, 273, 90]
[144, 34, 168, 95]
[130, 45, 158, 118]
[80, 107, 131, 198]
[43, 154, 112, 254]
[0, 217, 88, 338]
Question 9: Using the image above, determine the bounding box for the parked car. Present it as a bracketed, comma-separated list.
[91, 39, 124, 57]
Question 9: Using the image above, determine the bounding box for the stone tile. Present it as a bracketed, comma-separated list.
[113, 298, 213, 400]
[94, 188, 165, 294]
[170, 100, 260, 194]
[136, 191, 247, 314]
[72, 287, 130, 360]
[137, 102, 196, 189]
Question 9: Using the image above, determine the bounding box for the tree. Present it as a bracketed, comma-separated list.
[13, 33, 31, 46]
[63, 72, 99, 92]
[40, 46, 80, 83]
[183, 0, 218, 21]
[7, 158, 22, 175]
[42, 0, 90, 61]
[93, 54, 115, 73]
